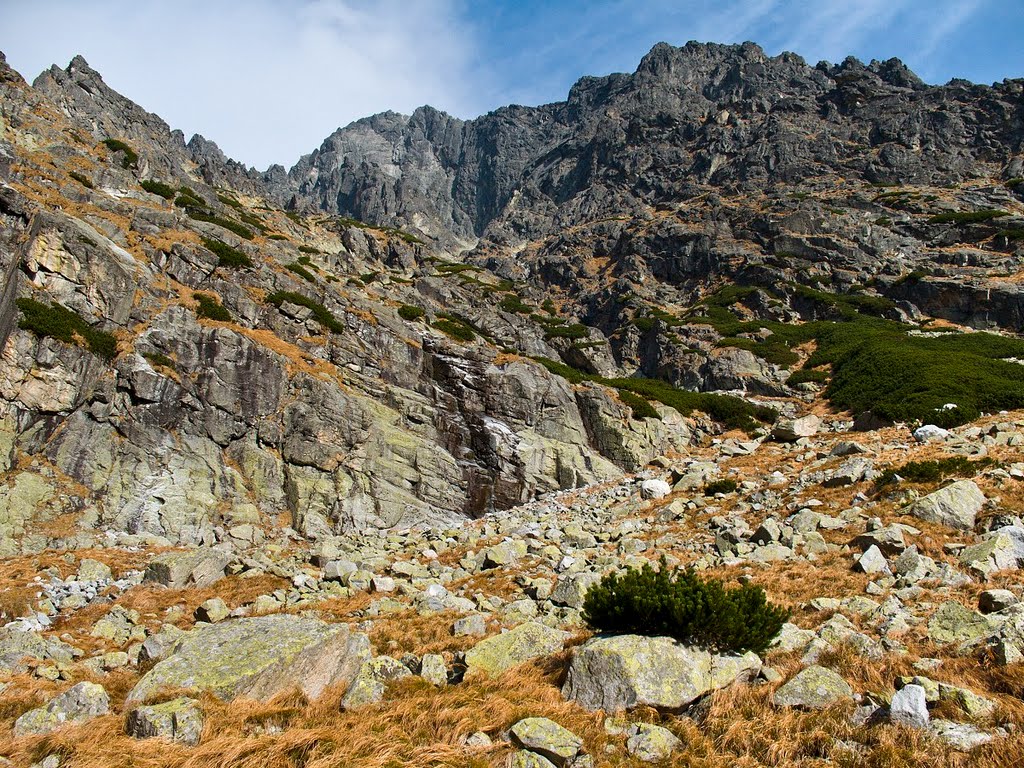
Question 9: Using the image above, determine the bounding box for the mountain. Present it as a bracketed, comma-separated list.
[2, 39, 1024, 767]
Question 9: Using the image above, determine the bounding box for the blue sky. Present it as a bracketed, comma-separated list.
[2, 1, 1020, 169]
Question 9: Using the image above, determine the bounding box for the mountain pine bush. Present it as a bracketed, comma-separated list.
[582, 558, 788, 654]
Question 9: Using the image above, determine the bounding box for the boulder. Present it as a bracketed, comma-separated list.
[510, 752, 558, 768]
[979, 589, 1018, 614]
[927, 602, 993, 646]
[509, 717, 583, 767]
[773, 666, 852, 710]
[126, 697, 203, 745]
[195, 597, 229, 623]
[626, 723, 682, 762]
[550, 572, 602, 609]
[127, 615, 369, 703]
[143, 548, 232, 589]
[639, 479, 671, 500]
[420, 654, 448, 686]
[854, 545, 891, 575]
[341, 655, 412, 710]
[14, 682, 109, 736]
[772, 415, 820, 442]
[464, 622, 568, 677]
[905, 481, 985, 531]
[562, 634, 760, 712]
[890, 684, 929, 729]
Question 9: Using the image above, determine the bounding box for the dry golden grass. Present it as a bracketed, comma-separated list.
[368, 610, 499, 658]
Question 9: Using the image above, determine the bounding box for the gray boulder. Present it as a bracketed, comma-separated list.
[905, 480, 985, 530]
[772, 415, 820, 442]
[927, 602, 994, 646]
[143, 548, 232, 589]
[563, 634, 760, 712]
[773, 666, 852, 710]
[14, 682, 109, 736]
[341, 655, 412, 710]
[890, 684, 929, 729]
[126, 697, 204, 745]
[626, 723, 682, 762]
[509, 717, 583, 767]
[464, 622, 568, 677]
[127, 615, 369, 703]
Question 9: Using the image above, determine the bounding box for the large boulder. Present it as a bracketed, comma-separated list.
[14, 682, 109, 736]
[143, 548, 232, 589]
[905, 480, 985, 531]
[773, 666, 852, 710]
[772, 415, 820, 442]
[464, 622, 568, 677]
[126, 615, 369, 703]
[562, 634, 760, 712]
[927, 601, 994, 646]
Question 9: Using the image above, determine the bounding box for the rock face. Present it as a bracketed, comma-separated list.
[14, 682, 109, 736]
[562, 634, 761, 712]
[126, 615, 369, 703]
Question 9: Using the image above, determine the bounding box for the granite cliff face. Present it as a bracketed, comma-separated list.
[0, 41, 1022, 555]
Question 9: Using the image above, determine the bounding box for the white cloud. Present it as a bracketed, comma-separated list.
[0, 0, 478, 169]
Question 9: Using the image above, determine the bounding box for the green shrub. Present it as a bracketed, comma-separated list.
[718, 336, 800, 367]
[265, 291, 344, 333]
[140, 180, 176, 199]
[286, 263, 316, 282]
[544, 323, 589, 341]
[175, 187, 206, 208]
[187, 210, 254, 240]
[102, 138, 138, 169]
[433, 318, 475, 342]
[298, 245, 320, 254]
[875, 457, 993, 487]
[69, 171, 94, 189]
[928, 210, 1009, 225]
[201, 238, 252, 269]
[193, 293, 232, 322]
[633, 317, 655, 333]
[143, 351, 174, 369]
[998, 228, 1024, 242]
[398, 304, 426, 322]
[216, 193, 243, 210]
[786, 368, 829, 386]
[499, 294, 533, 314]
[541, 298, 557, 315]
[704, 478, 739, 496]
[582, 558, 789, 654]
[16, 297, 117, 359]
[531, 356, 591, 385]
[618, 390, 661, 420]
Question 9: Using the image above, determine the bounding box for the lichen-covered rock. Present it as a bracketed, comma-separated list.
[626, 723, 682, 762]
[927, 602, 994, 646]
[14, 682, 109, 736]
[0, 627, 78, 675]
[464, 622, 568, 677]
[143, 548, 232, 589]
[773, 666, 852, 710]
[126, 697, 204, 745]
[127, 615, 369, 703]
[341, 655, 412, 710]
[509, 717, 583, 767]
[905, 480, 985, 530]
[563, 635, 760, 712]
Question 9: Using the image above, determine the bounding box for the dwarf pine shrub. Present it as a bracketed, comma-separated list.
[582, 558, 789, 654]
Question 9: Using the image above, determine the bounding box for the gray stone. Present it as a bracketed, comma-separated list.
[854, 545, 890, 575]
[195, 597, 229, 623]
[464, 622, 568, 677]
[341, 655, 412, 709]
[639, 479, 671, 500]
[420, 653, 448, 686]
[144, 548, 231, 589]
[979, 589, 1018, 614]
[563, 634, 760, 712]
[773, 666, 853, 710]
[127, 615, 369, 703]
[14, 682, 109, 736]
[929, 720, 994, 751]
[550, 572, 602, 609]
[509, 717, 583, 767]
[626, 722, 682, 762]
[510, 752, 558, 768]
[889, 684, 929, 729]
[453, 614, 487, 636]
[773, 415, 820, 442]
[126, 697, 204, 745]
[927, 602, 993, 646]
[905, 480, 985, 531]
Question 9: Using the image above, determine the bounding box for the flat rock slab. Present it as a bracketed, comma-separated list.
[127, 615, 369, 703]
[143, 548, 232, 589]
[563, 634, 760, 712]
[510, 717, 583, 766]
[927, 601, 994, 646]
[464, 622, 568, 677]
[905, 480, 985, 531]
[773, 666, 852, 710]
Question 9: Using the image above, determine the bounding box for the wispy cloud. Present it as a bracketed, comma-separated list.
[1, 0, 478, 169]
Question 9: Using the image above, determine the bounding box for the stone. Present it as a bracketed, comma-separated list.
[853, 545, 890, 575]
[773, 666, 853, 710]
[76, 558, 112, 582]
[927, 602, 993, 646]
[850, 526, 906, 556]
[509, 717, 583, 767]
[772, 415, 820, 442]
[464, 622, 568, 677]
[960, 533, 1020, 577]
[979, 589, 1018, 614]
[550, 572, 602, 609]
[905, 480, 985, 531]
[639, 479, 671, 500]
[195, 597, 229, 623]
[929, 720, 994, 751]
[938, 684, 996, 718]
[127, 615, 369, 703]
[913, 425, 950, 442]
[626, 723, 682, 762]
[510, 752, 558, 768]
[889, 684, 928, 729]
[420, 653, 448, 686]
[14, 682, 109, 736]
[453, 614, 487, 637]
[143, 548, 232, 589]
[341, 655, 412, 709]
[126, 697, 204, 745]
[563, 634, 760, 712]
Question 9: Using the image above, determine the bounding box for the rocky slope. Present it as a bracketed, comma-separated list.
[1, 38, 1024, 766]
